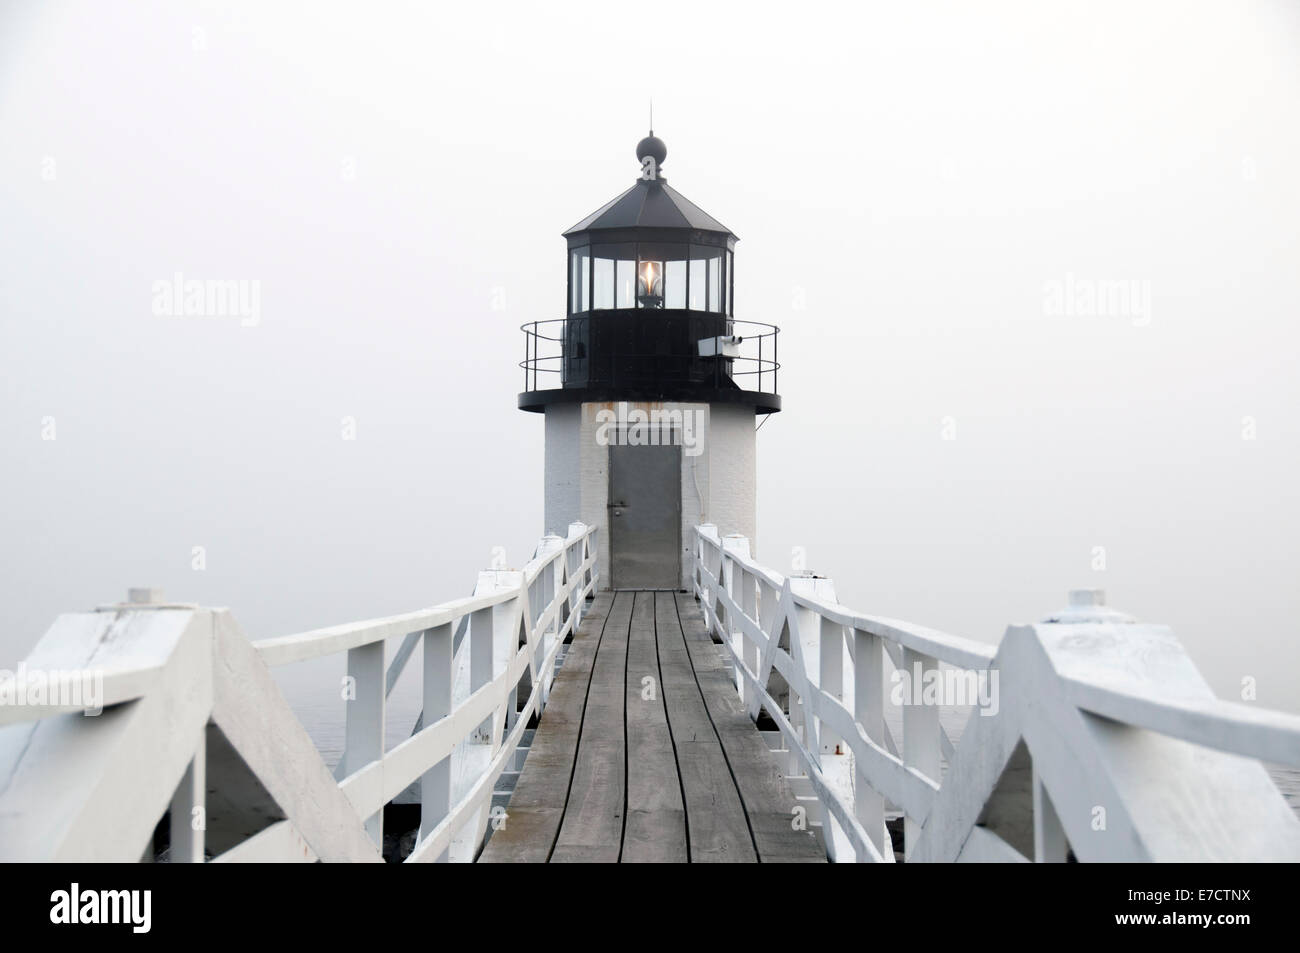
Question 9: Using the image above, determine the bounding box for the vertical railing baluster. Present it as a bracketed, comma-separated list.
[344, 640, 386, 846]
[739, 568, 757, 705]
[1033, 766, 1068, 862]
[902, 649, 940, 860]
[819, 616, 844, 756]
[854, 627, 888, 860]
[169, 730, 206, 863]
[470, 606, 494, 743]
[420, 622, 453, 862]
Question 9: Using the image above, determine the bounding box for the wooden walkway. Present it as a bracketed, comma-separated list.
[479, 590, 825, 863]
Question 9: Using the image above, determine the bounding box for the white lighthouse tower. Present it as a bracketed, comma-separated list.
[519, 132, 780, 589]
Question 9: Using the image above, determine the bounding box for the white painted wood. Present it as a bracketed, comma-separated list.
[0, 609, 212, 861]
[419, 623, 453, 862]
[9, 518, 1294, 865]
[902, 649, 940, 860]
[344, 641, 385, 845]
[169, 729, 205, 863]
[854, 627, 891, 861]
[691, 526, 1300, 863]
[0, 525, 599, 864]
[211, 820, 317, 863]
[1033, 764, 1068, 862]
[210, 611, 383, 863]
[958, 825, 1030, 863]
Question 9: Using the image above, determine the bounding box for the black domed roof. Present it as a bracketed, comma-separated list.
[563, 179, 733, 236]
[563, 134, 734, 239]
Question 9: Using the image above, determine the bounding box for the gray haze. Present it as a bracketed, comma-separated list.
[2, 1, 1298, 713]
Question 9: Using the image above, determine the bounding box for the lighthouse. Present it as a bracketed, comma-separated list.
[520, 131, 780, 590]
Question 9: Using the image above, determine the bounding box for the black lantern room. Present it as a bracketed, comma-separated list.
[519, 133, 780, 414]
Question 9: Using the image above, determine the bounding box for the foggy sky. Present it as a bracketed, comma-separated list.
[2, 0, 1298, 712]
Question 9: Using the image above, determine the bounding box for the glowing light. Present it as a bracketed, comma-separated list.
[638, 260, 663, 305]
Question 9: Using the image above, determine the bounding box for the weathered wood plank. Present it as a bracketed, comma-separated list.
[622, 592, 688, 862]
[675, 593, 826, 862]
[482, 590, 825, 863]
[549, 591, 632, 862]
[477, 592, 613, 863]
[654, 592, 757, 862]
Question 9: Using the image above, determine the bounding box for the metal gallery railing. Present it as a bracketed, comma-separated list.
[520, 316, 780, 394]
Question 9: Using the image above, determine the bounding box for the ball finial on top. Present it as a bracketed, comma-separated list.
[636, 133, 666, 169]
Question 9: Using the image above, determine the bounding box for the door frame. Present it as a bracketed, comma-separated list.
[606, 430, 682, 590]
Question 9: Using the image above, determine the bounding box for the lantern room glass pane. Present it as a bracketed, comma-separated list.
[726, 251, 734, 315]
[570, 247, 590, 314]
[593, 256, 613, 309]
[688, 243, 725, 313]
[707, 253, 721, 313]
[665, 260, 686, 309]
[636, 258, 663, 308]
[592, 243, 635, 310]
[616, 257, 635, 309]
[688, 256, 705, 310]
[636, 242, 685, 309]
[583, 254, 591, 312]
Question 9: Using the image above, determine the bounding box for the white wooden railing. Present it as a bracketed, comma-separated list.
[693, 524, 1300, 862]
[0, 522, 598, 863]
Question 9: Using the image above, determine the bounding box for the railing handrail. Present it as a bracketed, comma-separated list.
[253, 526, 592, 666]
[697, 527, 996, 671]
[0, 522, 600, 863]
[691, 523, 1300, 863]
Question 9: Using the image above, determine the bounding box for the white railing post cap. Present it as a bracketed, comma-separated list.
[474, 569, 523, 595]
[721, 534, 751, 557]
[1042, 589, 1136, 624]
[788, 572, 838, 603]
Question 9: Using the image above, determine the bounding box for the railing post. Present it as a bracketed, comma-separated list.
[696, 524, 719, 610]
[420, 622, 453, 862]
[721, 534, 751, 697]
[472, 568, 522, 738]
[168, 729, 206, 863]
[344, 640, 386, 846]
[534, 533, 567, 705]
[902, 648, 940, 860]
[819, 616, 844, 755]
[854, 627, 889, 861]
[539, 533, 563, 640]
[739, 569, 757, 705]
[1033, 766, 1068, 862]
[788, 574, 837, 761]
[566, 522, 588, 625]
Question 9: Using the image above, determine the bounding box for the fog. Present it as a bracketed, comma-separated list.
[2, 0, 1297, 712]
